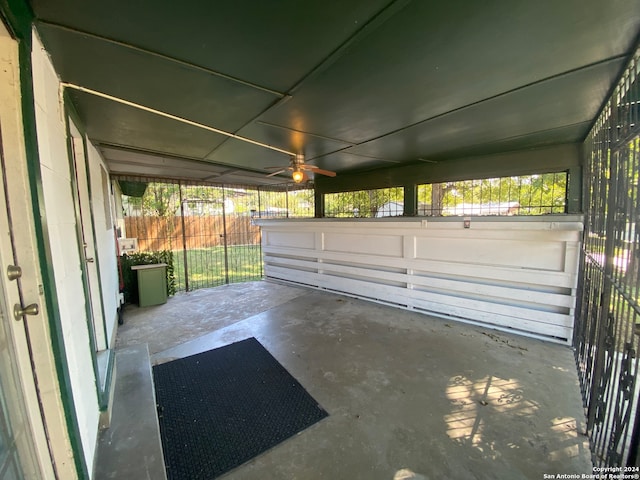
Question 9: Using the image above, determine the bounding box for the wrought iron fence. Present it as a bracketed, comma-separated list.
[256, 187, 315, 218]
[324, 187, 404, 217]
[575, 49, 640, 467]
[417, 173, 567, 216]
[322, 175, 566, 219]
[118, 178, 313, 292]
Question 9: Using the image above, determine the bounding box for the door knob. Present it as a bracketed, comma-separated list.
[7, 265, 22, 281]
[14, 303, 39, 321]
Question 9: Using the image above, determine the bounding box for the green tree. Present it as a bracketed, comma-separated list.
[124, 182, 181, 217]
[325, 187, 403, 217]
[288, 189, 314, 217]
[180, 184, 225, 216]
[425, 173, 567, 216]
[622, 138, 640, 283]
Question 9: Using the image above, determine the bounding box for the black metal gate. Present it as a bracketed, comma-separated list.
[575, 50, 640, 467]
[119, 179, 314, 292]
[176, 186, 264, 291]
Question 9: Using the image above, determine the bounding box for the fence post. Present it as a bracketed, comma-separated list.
[257, 186, 262, 218]
[286, 184, 290, 218]
[179, 183, 190, 292]
[221, 186, 230, 284]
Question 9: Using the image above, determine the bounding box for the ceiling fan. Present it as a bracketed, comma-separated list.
[265, 154, 336, 183]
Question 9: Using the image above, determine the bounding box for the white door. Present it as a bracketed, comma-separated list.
[0, 89, 43, 477]
[0, 274, 41, 479]
[68, 122, 107, 351]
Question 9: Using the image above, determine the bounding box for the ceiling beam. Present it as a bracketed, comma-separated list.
[36, 20, 288, 98]
[62, 82, 297, 156]
[347, 56, 628, 150]
[283, 0, 413, 96]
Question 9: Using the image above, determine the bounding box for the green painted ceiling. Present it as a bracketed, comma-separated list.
[30, 0, 640, 186]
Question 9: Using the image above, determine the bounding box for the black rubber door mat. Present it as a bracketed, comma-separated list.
[152, 337, 328, 480]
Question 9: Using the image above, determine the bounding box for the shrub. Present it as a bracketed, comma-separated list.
[120, 251, 176, 304]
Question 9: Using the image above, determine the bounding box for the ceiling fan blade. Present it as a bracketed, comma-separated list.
[266, 169, 287, 177]
[315, 169, 337, 177]
[303, 165, 336, 177]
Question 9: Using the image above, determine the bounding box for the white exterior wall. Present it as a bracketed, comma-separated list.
[258, 215, 583, 344]
[32, 33, 100, 472]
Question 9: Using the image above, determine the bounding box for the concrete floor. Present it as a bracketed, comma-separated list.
[108, 280, 592, 479]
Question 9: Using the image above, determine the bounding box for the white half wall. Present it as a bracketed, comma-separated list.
[257, 215, 583, 344]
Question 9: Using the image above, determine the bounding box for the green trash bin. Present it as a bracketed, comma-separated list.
[131, 263, 168, 307]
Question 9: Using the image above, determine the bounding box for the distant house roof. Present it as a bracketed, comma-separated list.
[444, 202, 520, 216]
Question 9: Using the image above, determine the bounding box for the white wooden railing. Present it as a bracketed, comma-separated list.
[256, 215, 583, 344]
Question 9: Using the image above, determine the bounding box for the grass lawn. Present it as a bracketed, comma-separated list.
[172, 245, 263, 291]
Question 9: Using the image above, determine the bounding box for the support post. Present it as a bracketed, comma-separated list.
[403, 183, 417, 216]
[314, 188, 324, 218]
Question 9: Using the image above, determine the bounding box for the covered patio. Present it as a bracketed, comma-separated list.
[0, 0, 638, 479]
[98, 281, 591, 479]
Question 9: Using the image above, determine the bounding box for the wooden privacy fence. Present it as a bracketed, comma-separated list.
[125, 215, 260, 251]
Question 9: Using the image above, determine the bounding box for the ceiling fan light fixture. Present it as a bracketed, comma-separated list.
[292, 169, 305, 183]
